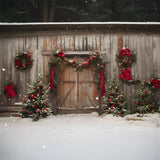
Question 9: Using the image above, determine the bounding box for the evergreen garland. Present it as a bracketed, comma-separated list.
[48, 50, 106, 96]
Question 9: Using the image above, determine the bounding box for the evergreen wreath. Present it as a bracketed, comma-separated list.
[14, 51, 33, 71]
[116, 48, 136, 68]
[48, 49, 106, 96]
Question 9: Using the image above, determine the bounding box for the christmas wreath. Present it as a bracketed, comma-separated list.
[116, 48, 136, 68]
[14, 51, 33, 71]
[4, 81, 18, 99]
[116, 48, 136, 83]
[48, 49, 106, 97]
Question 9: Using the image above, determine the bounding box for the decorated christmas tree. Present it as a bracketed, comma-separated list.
[21, 75, 51, 121]
[135, 82, 155, 116]
[103, 79, 127, 117]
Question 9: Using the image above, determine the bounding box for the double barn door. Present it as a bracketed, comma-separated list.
[56, 56, 98, 113]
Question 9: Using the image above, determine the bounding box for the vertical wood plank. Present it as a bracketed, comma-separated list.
[25, 36, 38, 84]
[38, 36, 51, 75]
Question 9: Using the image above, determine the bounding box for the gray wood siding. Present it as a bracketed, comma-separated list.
[0, 27, 160, 113]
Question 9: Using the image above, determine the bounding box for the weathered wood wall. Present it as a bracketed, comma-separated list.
[0, 23, 160, 114]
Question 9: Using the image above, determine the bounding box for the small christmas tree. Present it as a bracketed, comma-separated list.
[103, 79, 127, 117]
[21, 75, 51, 121]
[135, 82, 155, 116]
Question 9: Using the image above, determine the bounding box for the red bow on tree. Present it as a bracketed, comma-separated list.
[4, 83, 17, 98]
[118, 68, 132, 81]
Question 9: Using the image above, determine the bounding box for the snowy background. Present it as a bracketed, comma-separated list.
[0, 113, 160, 160]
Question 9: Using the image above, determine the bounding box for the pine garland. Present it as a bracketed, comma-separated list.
[48, 50, 106, 96]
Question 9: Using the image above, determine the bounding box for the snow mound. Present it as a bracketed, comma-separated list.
[0, 113, 160, 160]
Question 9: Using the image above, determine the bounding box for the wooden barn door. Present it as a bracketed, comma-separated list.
[57, 56, 98, 114]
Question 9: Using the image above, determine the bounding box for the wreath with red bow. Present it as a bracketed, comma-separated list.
[48, 49, 106, 97]
[116, 48, 136, 68]
[4, 81, 18, 99]
[14, 52, 33, 71]
[116, 48, 136, 83]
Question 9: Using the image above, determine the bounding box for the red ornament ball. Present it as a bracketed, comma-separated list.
[31, 94, 34, 98]
[37, 86, 40, 90]
[38, 90, 41, 94]
[85, 61, 89, 65]
[146, 100, 149, 103]
[29, 111, 32, 114]
[118, 112, 121, 115]
[28, 95, 30, 98]
[136, 101, 139, 105]
[24, 98, 27, 102]
[37, 109, 40, 113]
[144, 91, 147, 94]
[110, 92, 112, 95]
[109, 99, 112, 102]
[23, 108, 26, 112]
[89, 57, 93, 61]
[117, 102, 120, 105]
[37, 80, 40, 83]
[45, 108, 48, 111]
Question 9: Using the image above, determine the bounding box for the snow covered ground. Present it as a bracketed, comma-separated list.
[0, 113, 160, 160]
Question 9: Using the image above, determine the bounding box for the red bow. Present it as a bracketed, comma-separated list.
[4, 84, 17, 98]
[100, 69, 105, 96]
[49, 66, 54, 90]
[120, 49, 130, 57]
[15, 60, 21, 67]
[151, 78, 160, 89]
[119, 68, 132, 81]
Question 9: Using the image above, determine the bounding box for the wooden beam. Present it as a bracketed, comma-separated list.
[41, 50, 106, 55]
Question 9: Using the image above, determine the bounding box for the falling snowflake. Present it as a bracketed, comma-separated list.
[4, 123, 7, 127]
[42, 145, 46, 149]
[2, 68, 6, 71]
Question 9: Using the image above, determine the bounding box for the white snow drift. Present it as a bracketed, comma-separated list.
[0, 113, 160, 160]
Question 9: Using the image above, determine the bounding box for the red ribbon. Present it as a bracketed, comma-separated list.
[100, 69, 105, 96]
[118, 68, 132, 81]
[4, 84, 17, 98]
[49, 66, 54, 90]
